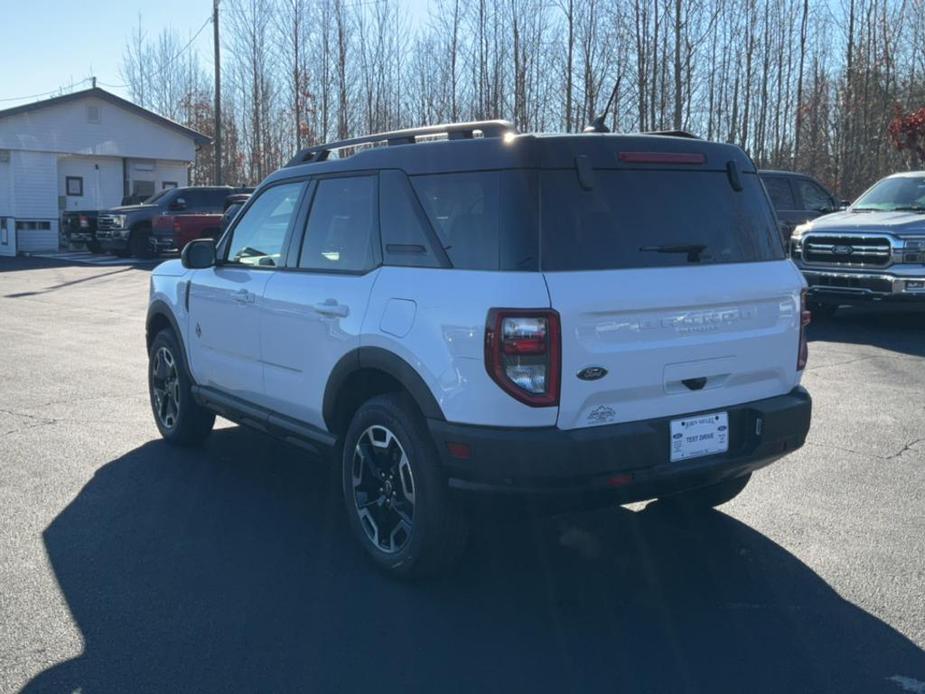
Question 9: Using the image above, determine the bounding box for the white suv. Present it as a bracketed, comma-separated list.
[146, 121, 812, 577]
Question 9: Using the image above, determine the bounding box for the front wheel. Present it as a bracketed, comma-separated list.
[658, 473, 751, 512]
[86, 240, 102, 254]
[148, 329, 215, 445]
[341, 393, 468, 578]
[129, 228, 154, 258]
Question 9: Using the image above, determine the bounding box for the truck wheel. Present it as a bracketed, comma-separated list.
[658, 473, 751, 512]
[341, 393, 468, 579]
[86, 240, 102, 254]
[129, 228, 154, 258]
[148, 329, 215, 446]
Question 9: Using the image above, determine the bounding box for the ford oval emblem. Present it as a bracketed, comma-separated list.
[577, 366, 608, 381]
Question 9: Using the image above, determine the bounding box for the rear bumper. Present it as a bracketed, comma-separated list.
[801, 268, 925, 303]
[428, 387, 811, 500]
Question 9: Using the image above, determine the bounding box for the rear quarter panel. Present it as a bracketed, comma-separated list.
[362, 267, 556, 427]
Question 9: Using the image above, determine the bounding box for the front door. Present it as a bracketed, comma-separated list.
[187, 180, 307, 404]
[260, 175, 381, 427]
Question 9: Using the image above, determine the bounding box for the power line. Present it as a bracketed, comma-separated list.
[0, 78, 93, 103]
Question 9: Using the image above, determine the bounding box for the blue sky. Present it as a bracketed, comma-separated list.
[0, 0, 431, 107]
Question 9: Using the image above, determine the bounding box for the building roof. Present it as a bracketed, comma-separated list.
[0, 87, 211, 146]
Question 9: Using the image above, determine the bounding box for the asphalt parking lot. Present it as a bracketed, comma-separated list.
[1, 257, 924, 694]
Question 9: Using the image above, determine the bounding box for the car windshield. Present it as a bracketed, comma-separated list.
[852, 176, 925, 211]
[144, 190, 172, 205]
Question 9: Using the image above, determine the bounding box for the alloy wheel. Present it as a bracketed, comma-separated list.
[351, 425, 416, 554]
[151, 346, 180, 430]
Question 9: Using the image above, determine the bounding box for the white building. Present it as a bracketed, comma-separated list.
[0, 87, 210, 255]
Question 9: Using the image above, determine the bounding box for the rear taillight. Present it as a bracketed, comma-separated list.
[485, 309, 561, 407]
[79, 215, 89, 228]
[798, 289, 811, 370]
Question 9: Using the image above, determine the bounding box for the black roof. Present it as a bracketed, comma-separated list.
[0, 87, 211, 146]
[265, 124, 754, 187]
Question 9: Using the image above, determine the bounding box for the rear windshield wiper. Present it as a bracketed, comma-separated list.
[639, 244, 706, 262]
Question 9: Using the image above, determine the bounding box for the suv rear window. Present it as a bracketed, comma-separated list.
[540, 170, 783, 271]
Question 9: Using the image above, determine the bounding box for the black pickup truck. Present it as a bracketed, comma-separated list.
[61, 211, 101, 252]
[96, 186, 243, 258]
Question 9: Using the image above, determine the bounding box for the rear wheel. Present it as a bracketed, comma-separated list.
[148, 329, 214, 446]
[341, 393, 467, 578]
[658, 473, 751, 511]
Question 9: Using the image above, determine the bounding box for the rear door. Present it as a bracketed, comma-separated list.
[259, 175, 381, 428]
[541, 166, 805, 430]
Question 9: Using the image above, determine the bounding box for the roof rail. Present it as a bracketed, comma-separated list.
[645, 130, 700, 139]
[284, 120, 517, 167]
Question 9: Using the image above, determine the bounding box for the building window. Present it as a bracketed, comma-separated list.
[87, 105, 101, 124]
[65, 176, 84, 197]
[162, 181, 178, 190]
[15, 221, 52, 231]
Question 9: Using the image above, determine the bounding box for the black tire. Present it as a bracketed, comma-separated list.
[341, 393, 468, 578]
[148, 329, 215, 446]
[86, 240, 102, 254]
[112, 247, 130, 258]
[659, 473, 751, 511]
[808, 301, 838, 319]
[129, 227, 154, 258]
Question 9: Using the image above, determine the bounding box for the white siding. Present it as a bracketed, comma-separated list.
[58, 155, 123, 211]
[125, 158, 189, 197]
[0, 95, 196, 161]
[0, 158, 10, 217]
[11, 151, 59, 252]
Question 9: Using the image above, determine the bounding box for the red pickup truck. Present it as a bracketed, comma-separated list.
[151, 213, 223, 254]
[151, 191, 252, 254]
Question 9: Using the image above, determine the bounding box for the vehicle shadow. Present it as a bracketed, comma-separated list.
[25, 427, 925, 694]
[808, 304, 925, 357]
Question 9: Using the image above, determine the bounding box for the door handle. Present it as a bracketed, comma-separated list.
[313, 300, 349, 318]
[232, 288, 252, 304]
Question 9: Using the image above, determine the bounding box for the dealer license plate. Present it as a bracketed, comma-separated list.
[670, 412, 729, 462]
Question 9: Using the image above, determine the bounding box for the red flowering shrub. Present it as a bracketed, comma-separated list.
[889, 105, 925, 164]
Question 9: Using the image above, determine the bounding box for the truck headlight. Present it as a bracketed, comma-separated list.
[791, 223, 811, 241]
[902, 238, 925, 251]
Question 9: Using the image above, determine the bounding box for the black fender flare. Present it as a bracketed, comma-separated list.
[323, 347, 445, 431]
[146, 300, 193, 374]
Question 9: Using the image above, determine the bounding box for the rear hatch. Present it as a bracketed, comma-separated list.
[538, 143, 804, 429]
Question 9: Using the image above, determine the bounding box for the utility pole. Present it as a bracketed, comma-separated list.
[213, 0, 223, 185]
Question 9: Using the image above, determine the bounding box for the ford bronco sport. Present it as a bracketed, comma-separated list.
[146, 121, 812, 577]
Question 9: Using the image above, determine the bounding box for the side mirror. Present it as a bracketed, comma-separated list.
[170, 197, 187, 211]
[181, 238, 216, 269]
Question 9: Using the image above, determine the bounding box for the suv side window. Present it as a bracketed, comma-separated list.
[225, 181, 304, 267]
[796, 179, 834, 213]
[299, 176, 379, 273]
[762, 176, 795, 211]
[379, 171, 441, 268]
[411, 172, 500, 270]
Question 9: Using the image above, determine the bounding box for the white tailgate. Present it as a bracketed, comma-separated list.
[545, 261, 805, 430]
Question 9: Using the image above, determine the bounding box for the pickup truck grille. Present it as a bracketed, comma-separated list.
[802, 234, 892, 268]
[97, 214, 122, 231]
